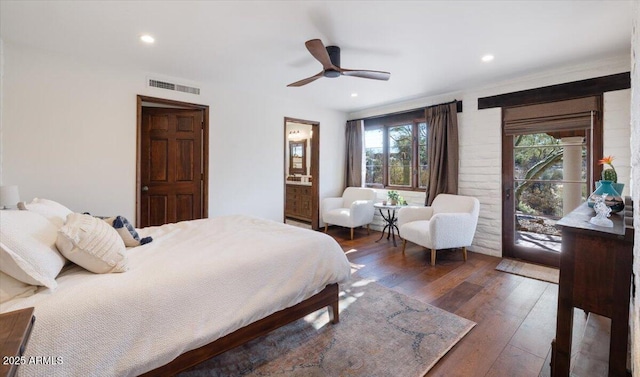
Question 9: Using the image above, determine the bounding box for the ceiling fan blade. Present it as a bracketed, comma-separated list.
[305, 39, 336, 70]
[340, 69, 391, 81]
[287, 71, 325, 87]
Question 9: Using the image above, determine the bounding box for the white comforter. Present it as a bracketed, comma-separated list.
[0, 215, 351, 376]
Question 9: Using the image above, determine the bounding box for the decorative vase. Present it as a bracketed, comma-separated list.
[587, 180, 624, 213]
[389, 199, 397, 205]
[595, 180, 624, 197]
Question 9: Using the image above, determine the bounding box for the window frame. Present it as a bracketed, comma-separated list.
[364, 117, 427, 191]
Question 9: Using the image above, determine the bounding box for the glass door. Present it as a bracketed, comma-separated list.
[501, 97, 601, 267]
[503, 131, 589, 267]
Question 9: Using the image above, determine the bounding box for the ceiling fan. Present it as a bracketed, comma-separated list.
[287, 39, 391, 87]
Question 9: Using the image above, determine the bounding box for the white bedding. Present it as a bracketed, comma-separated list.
[0, 215, 351, 376]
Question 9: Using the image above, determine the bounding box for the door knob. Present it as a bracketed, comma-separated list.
[142, 186, 149, 192]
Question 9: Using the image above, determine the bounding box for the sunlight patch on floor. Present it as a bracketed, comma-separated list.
[302, 279, 373, 330]
[350, 263, 365, 274]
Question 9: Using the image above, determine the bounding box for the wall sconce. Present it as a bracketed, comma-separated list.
[288, 130, 303, 140]
[0, 185, 20, 209]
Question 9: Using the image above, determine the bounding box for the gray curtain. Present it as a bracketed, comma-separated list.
[425, 102, 459, 205]
[345, 120, 364, 187]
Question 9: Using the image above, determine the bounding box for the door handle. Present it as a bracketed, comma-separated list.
[142, 186, 149, 192]
[506, 187, 511, 200]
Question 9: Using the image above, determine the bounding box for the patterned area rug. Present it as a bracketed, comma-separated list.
[496, 258, 559, 284]
[180, 279, 476, 377]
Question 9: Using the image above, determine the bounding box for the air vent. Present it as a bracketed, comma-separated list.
[175, 84, 200, 95]
[148, 79, 200, 95]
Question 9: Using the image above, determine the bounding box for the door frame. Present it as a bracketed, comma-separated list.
[136, 95, 209, 227]
[501, 98, 603, 267]
[283, 117, 320, 230]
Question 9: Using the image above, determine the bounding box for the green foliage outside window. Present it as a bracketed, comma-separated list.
[364, 122, 428, 190]
[418, 123, 429, 187]
[388, 125, 412, 186]
[365, 128, 383, 186]
[514, 133, 586, 218]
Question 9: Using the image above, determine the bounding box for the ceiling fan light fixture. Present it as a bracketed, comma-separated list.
[324, 69, 341, 78]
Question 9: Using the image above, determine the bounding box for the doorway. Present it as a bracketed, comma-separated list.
[284, 117, 319, 230]
[502, 97, 602, 267]
[136, 95, 209, 227]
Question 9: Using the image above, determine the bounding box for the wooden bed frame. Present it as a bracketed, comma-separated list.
[141, 283, 340, 376]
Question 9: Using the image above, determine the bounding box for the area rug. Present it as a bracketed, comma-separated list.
[496, 258, 559, 284]
[180, 279, 476, 377]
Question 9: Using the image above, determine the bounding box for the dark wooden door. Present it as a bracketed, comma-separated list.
[140, 108, 204, 227]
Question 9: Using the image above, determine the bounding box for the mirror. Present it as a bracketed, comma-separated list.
[285, 122, 312, 181]
[289, 140, 307, 175]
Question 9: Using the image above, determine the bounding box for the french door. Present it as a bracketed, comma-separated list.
[502, 97, 602, 267]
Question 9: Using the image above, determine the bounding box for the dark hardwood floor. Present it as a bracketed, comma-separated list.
[326, 226, 594, 377]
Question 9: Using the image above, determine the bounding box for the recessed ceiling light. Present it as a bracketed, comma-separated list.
[351, 93, 358, 97]
[481, 54, 494, 62]
[140, 35, 155, 44]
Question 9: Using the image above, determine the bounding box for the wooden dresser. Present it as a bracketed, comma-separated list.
[552, 199, 634, 377]
[285, 184, 312, 221]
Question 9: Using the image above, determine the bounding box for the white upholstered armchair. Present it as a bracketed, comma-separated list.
[322, 187, 376, 240]
[398, 194, 480, 266]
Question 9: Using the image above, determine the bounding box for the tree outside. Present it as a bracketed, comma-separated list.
[388, 125, 412, 186]
[365, 122, 428, 188]
[365, 128, 384, 186]
[513, 133, 587, 237]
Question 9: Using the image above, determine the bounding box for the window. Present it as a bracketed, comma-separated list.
[364, 116, 428, 190]
[364, 127, 383, 186]
[388, 124, 412, 186]
[418, 122, 428, 187]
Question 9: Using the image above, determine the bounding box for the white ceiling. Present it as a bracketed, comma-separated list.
[0, 1, 633, 113]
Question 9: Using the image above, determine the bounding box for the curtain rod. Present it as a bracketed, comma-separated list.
[348, 99, 462, 122]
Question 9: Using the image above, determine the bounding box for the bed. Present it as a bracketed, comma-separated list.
[0, 208, 351, 377]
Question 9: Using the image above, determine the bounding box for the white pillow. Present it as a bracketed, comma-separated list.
[0, 271, 37, 304]
[17, 198, 73, 228]
[56, 213, 128, 274]
[0, 210, 67, 289]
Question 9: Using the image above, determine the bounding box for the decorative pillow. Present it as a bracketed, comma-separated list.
[103, 216, 153, 247]
[17, 197, 73, 228]
[0, 271, 37, 304]
[0, 210, 67, 289]
[56, 213, 128, 274]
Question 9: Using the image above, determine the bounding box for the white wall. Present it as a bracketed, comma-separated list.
[350, 55, 631, 257]
[603, 89, 632, 196]
[630, 1, 639, 373]
[0, 42, 347, 222]
[0, 39, 4, 183]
